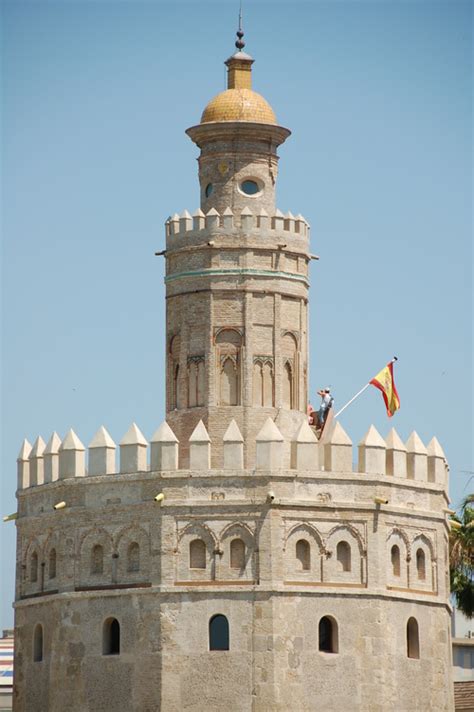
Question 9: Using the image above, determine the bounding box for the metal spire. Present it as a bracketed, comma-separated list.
[235, 2, 245, 51]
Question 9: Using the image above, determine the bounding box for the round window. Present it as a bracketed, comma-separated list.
[205, 183, 214, 198]
[240, 180, 260, 196]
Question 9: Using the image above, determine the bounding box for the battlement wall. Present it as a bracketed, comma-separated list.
[16, 418, 449, 493]
[164, 207, 311, 248]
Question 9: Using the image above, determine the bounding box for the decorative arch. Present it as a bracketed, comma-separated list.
[215, 329, 242, 406]
[386, 527, 409, 588]
[284, 522, 323, 581]
[411, 533, 435, 590]
[22, 538, 42, 591]
[219, 522, 255, 580]
[285, 522, 324, 552]
[386, 526, 410, 551]
[326, 524, 365, 555]
[188, 357, 205, 407]
[253, 358, 274, 407]
[78, 527, 113, 586]
[115, 524, 150, 581]
[325, 525, 365, 585]
[177, 522, 217, 582]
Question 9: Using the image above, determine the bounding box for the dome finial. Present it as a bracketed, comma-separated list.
[235, 2, 245, 51]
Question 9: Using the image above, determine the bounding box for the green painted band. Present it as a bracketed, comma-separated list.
[165, 268, 309, 285]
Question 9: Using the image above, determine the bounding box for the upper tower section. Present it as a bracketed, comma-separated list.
[186, 21, 290, 216]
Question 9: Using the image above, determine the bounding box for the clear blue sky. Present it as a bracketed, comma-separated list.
[1, 0, 472, 629]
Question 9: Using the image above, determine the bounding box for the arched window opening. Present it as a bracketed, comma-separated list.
[197, 360, 205, 406]
[103, 618, 120, 656]
[209, 614, 229, 651]
[262, 361, 273, 407]
[282, 361, 294, 409]
[188, 359, 205, 407]
[391, 545, 400, 577]
[221, 357, 238, 406]
[416, 548, 426, 580]
[189, 539, 206, 569]
[91, 544, 104, 575]
[230, 539, 245, 570]
[296, 539, 310, 571]
[337, 541, 351, 572]
[216, 329, 241, 406]
[253, 361, 263, 406]
[127, 542, 140, 573]
[407, 617, 420, 659]
[318, 616, 338, 654]
[173, 364, 180, 409]
[33, 624, 43, 662]
[169, 335, 181, 410]
[48, 549, 57, 579]
[30, 552, 38, 583]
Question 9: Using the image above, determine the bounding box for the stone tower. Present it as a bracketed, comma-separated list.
[165, 36, 309, 467]
[12, 24, 454, 712]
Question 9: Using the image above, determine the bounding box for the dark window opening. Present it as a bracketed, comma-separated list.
[318, 616, 338, 654]
[33, 624, 43, 662]
[241, 180, 259, 195]
[407, 617, 420, 659]
[209, 614, 229, 651]
[103, 618, 120, 655]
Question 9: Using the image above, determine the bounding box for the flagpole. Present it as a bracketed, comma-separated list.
[333, 356, 398, 419]
[334, 383, 370, 418]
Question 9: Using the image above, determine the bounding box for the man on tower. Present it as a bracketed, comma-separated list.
[316, 387, 334, 430]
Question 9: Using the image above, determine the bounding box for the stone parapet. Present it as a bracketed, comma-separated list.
[17, 421, 449, 492]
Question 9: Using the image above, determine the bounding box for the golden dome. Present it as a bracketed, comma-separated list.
[200, 88, 277, 125]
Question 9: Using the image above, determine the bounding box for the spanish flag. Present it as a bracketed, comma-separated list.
[370, 360, 400, 417]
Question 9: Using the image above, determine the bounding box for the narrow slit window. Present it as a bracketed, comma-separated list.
[209, 614, 229, 651]
[33, 624, 43, 662]
[407, 617, 420, 659]
[30, 552, 38, 583]
[296, 539, 310, 571]
[230, 539, 245, 569]
[48, 549, 57, 580]
[416, 548, 426, 580]
[189, 539, 206, 569]
[391, 545, 400, 577]
[103, 618, 120, 655]
[91, 544, 104, 575]
[127, 542, 140, 572]
[336, 541, 351, 572]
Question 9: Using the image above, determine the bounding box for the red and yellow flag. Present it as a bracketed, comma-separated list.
[370, 361, 400, 417]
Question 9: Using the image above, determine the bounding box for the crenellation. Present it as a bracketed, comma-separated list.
[43, 432, 61, 484]
[17, 438, 32, 490]
[29, 436, 46, 487]
[164, 207, 309, 243]
[324, 421, 353, 473]
[358, 425, 386, 475]
[150, 421, 179, 471]
[119, 423, 147, 474]
[385, 427, 407, 478]
[15, 425, 451, 490]
[427, 436, 448, 486]
[88, 426, 116, 476]
[58, 429, 85, 480]
[406, 431, 428, 482]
